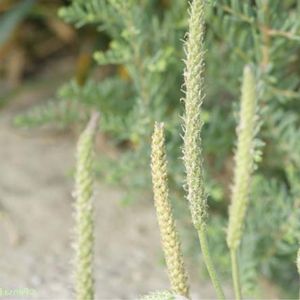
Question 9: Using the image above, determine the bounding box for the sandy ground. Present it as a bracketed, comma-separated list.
[0, 90, 227, 299]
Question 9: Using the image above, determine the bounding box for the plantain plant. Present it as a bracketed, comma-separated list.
[67, 1, 299, 299]
[144, 66, 259, 300]
[146, 3, 259, 299]
[181, 0, 225, 298]
[13, 0, 300, 294]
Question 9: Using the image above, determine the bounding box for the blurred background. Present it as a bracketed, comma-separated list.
[0, 0, 300, 299]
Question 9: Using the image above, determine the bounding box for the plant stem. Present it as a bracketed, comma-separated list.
[297, 248, 300, 300]
[230, 249, 242, 300]
[197, 228, 225, 300]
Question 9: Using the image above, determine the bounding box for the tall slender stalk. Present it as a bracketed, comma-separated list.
[297, 248, 300, 299]
[182, 1, 225, 299]
[230, 249, 242, 300]
[197, 230, 225, 299]
[227, 66, 257, 300]
[151, 122, 189, 298]
[298, 248, 300, 275]
[74, 112, 100, 300]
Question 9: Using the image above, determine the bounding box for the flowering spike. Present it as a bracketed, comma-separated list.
[151, 122, 189, 298]
[227, 65, 257, 251]
[182, 0, 207, 230]
[182, 2, 225, 299]
[74, 112, 100, 300]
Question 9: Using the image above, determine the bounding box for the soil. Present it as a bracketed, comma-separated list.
[0, 84, 227, 299]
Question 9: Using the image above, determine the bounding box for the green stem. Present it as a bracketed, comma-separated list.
[230, 249, 242, 300]
[197, 228, 225, 300]
[297, 248, 300, 300]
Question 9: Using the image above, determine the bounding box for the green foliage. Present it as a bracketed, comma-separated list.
[13, 99, 81, 129]
[56, 78, 135, 137]
[240, 173, 300, 297]
[15, 0, 300, 296]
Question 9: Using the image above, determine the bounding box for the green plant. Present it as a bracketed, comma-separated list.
[147, 1, 287, 299]
[70, 96, 297, 299]
[181, 0, 224, 298]
[14, 0, 300, 297]
[144, 61, 293, 300]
